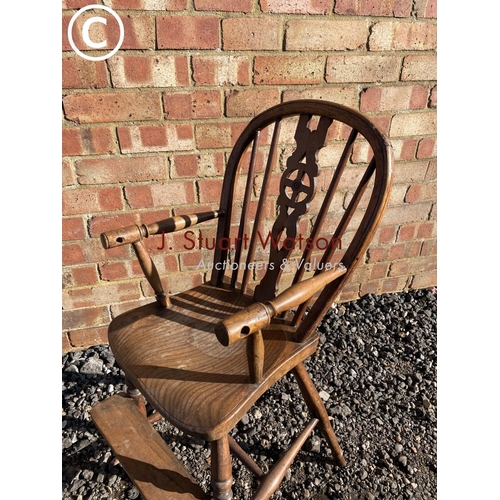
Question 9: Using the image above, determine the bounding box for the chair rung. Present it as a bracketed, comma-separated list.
[229, 435, 265, 478]
[252, 418, 319, 500]
[91, 393, 207, 500]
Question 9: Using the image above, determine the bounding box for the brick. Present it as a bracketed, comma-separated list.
[429, 85, 437, 108]
[62, 332, 72, 352]
[163, 272, 204, 295]
[65, 238, 130, 265]
[64, 286, 93, 308]
[326, 55, 401, 83]
[381, 276, 409, 293]
[62, 57, 108, 89]
[223, 18, 281, 50]
[63, 12, 154, 51]
[401, 55, 437, 81]
[62, 127, 116, 156]
[383, 202, 433, 225]
[420, 238, 436, 256]
[63, 92, 162, 124]
[157, 16, 219, 49]
[360, 280, 383, 296]
[67, 327, 109, 348]
[117, 124, 194, 153]
[149, 181, 196, 206]
[195, 122, 246, 149]
[388, 184, 410, 205]
[396, 224, 417, 242]
[371, 262, 388, 279]
[367, 246, 388, 263]
[350, 138, 375, 165]
[254, 56, 324, 85]
[123, 186, 153, 208]
[394, 160, 429, 183]
[377, 226, 397, 244]
[197, 178, 225, 203]
[68, 265, 100, 287]
[99, 261, 135, 281]
[334, 0, 412, 17]
[411, 269, 436, 289]
[282, 87, 358, 108]
[351, 264, 371, 283]
[360, 85, 429, 112]
[404, 181, 436, 203]
[63, 160, 76, 187]
[193, 55, 249, 86]
[408, 255, 436, 274]
[63, 187, 123, 215]
[338, 282, 360, 302]
[416, 221, 435, 239]
[94, 282, 143, 306]
[261, 0, 332, 14]
[63, 0, 94, 7]
[103, 0, 188, 9]
[390, 111, 437, 136]
[414, 0, 437, 18]
[63, 243, 87, 266]
[286, 20, 367, 51]
[391, 138, 418, 161]
[226, 89, 280, 118]
[194, 0, 251, 10]
[369, 21, 437, 51]
[389, 260, 409, 277]
[388, 243, 406, 260]
[171, 152, 225, 178]
[163, 91, 222, 120]
[75, 156, 167, 184]
[417, 137, 436, 159]
[368, 115, 391, 135]
[425, 159, 437, 181]
[63, 217, 85, 241]
[62, 306, 110, 330]
[108, 55, 189, 88]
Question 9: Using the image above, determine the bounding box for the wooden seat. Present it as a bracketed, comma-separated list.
[92, 100, 394, 499]
[108, 284, 318, 440]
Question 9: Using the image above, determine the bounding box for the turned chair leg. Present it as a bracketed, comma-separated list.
[292, 362, 346, 467]
[125, 378, 147, 418]
[210, 435, 234, 500]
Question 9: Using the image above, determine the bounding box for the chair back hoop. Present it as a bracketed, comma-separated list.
[209, 100, 393, 334]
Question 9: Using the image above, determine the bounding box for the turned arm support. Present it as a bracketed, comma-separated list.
[100, 210, 224, 249]
[214, 264, 347, 347]
[100, 210, 224, 308]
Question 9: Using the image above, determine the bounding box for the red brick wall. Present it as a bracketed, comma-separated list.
[62, 0, 437, 352]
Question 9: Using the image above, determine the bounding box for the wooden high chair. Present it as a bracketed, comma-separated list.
[91, 100, 394, 499]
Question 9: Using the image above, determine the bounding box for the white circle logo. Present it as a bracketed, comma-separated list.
[67, 5, 124, 61]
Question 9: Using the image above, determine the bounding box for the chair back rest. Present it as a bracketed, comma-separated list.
[210, 100, 393, 336]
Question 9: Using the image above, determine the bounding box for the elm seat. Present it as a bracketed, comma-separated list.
[91, 100, 394, 500]
[108, 283, 318, 441]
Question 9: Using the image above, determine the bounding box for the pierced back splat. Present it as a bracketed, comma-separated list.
[253, 114, 332, 302]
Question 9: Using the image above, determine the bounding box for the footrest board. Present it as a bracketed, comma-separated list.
[91, 393, 207, 500]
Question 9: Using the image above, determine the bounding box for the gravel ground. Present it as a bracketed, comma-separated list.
[62, 287, 437, 500]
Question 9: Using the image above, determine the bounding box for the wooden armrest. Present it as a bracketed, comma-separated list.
[215, 263, 347, 346]
[100, 210, 224, 249]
